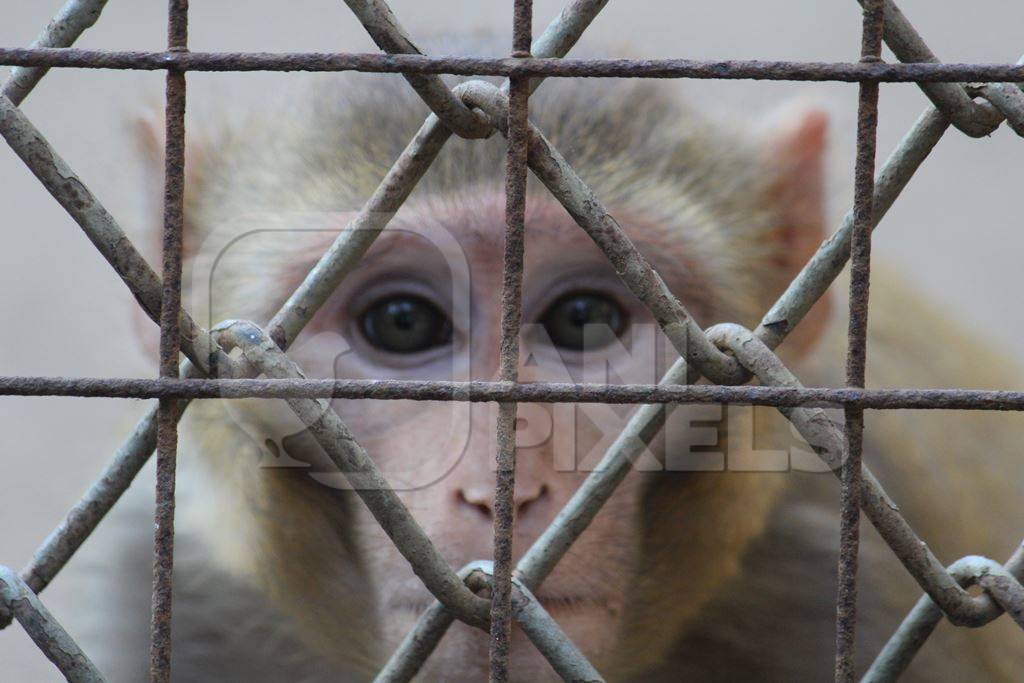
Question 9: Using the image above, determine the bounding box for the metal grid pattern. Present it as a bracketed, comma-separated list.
[1, 0, 1023, 681]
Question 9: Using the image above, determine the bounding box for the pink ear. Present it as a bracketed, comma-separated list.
[767, 106, 828, 246]
[132, 110, 208, 260]
[763, 107, 831, 358]
[130, 111, 208, 356]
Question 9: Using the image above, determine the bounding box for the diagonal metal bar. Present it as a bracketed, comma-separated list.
[215, 320, 491, 627]
[859, 0, 1002, 136]
[755, 105, 949, 351]
[374, 597, 456, 682]
[466, 563, 604, 683]
[268, 0, 608, 349]
[378, 562, 604, 683]
[340, 0, 490, 138]
[0, 566, 106, 683]
[836, 2, 884, 680]
[978, 54, 1024, 137]
[515, 357, 689, 589]
[1, 0, 110, 106]
[862, 546, 1024, 683]
[488, 2, 533, 678]
[514, 98, 953, 591]
[458, 80, 746, 386]
[2, 0, 612, 625]
[0, 94, 220, 373]
[707, 323, 1009, 628]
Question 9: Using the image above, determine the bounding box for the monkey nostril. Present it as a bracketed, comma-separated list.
[516, 483, 549, 516]
[456, 484, 550, 520]
[456, 489, 493, 520]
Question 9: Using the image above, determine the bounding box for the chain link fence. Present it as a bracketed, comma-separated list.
[0, 0, 1023, 681]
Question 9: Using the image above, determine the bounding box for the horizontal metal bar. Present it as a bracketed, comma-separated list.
[0, 94, 219, 374]
[342, 0, 490, 138]
[862, 0, 1003, 137]
[267, 0, 606, 350]
[5, 374, 1024, 410]
[515, 356, 689, 589]
[707, 323, 1007, 628]
[1, 0, 609, 631]
[214, 320, 490, 628]
[1, 0, 110, 106]
[0, 566, 106, 683]
[0, 48, 1022, 82]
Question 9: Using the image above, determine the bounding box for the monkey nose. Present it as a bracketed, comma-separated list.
[455, 484, 549, 520]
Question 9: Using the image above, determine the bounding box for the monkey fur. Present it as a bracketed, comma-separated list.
[62, 70, 1024, 682]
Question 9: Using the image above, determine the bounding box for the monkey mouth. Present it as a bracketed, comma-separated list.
[393, 593, 613, 615]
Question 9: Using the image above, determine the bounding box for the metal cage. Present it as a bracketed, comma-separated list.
[1, 1, 1023, 681]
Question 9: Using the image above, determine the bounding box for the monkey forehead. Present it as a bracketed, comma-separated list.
[361, 190, 705, 273]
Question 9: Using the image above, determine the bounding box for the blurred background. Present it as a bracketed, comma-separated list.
[1, 1, 1021, 678]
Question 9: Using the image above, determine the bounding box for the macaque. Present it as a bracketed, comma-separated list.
[65, 65, 1023, 682]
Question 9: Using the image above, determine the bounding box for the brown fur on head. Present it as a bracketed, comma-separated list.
[138, 71, 830, 680]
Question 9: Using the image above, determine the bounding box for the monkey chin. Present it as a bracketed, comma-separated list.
[382, 596, 624, 683]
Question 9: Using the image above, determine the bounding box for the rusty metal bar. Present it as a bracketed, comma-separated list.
[149, 2, 188, 680]
[488, 2, 533, 678]
[836, 2, 884, 679]
[515, 356, 689, 589]
[267, 0, 609, 350]
[862, 546, 1024, 683]
[11, 375, 1024, 411]
[0, 0, 612, 625]
[859, 0, 1003, 136]
[215, 320, 490, 628]
[379, 561, 604, 683]
[458, 80, 747, 386]
[340, 0, 490, 138]
[0, 0, 110, 106]
[265, 115, 452, 349]
[707, 324, 1009, 628]
[978, 54, 1024, 137]
[0, 566, 105, 683]
[2, 48, 1024, 83]
[526, 0, 607, 92]
[374, 600, 456, 683]
[466, 563, 604, 683]
[755, 105, 949, 351]
[0, 95, 219, 373]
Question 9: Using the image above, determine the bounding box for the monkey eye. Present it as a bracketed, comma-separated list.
[539, 291, 627, 351]
[359, 294, 452, 354]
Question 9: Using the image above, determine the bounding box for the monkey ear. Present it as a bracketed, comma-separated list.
[134, 110, 209, 256]
[761, 105, 832, 358]
[131, 110, 209, 355]
[133, 110, 212, 259]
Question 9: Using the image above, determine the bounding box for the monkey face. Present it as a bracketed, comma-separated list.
[194, 189, 743, 678]
[171, 76, 832, 677]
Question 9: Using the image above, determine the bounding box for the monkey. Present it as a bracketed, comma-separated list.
[59, 64, 1024, 682]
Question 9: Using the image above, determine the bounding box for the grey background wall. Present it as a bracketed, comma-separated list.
[1, 1, 1021, 679]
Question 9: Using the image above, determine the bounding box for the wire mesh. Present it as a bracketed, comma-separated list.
[1, 0, 1023, 681]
